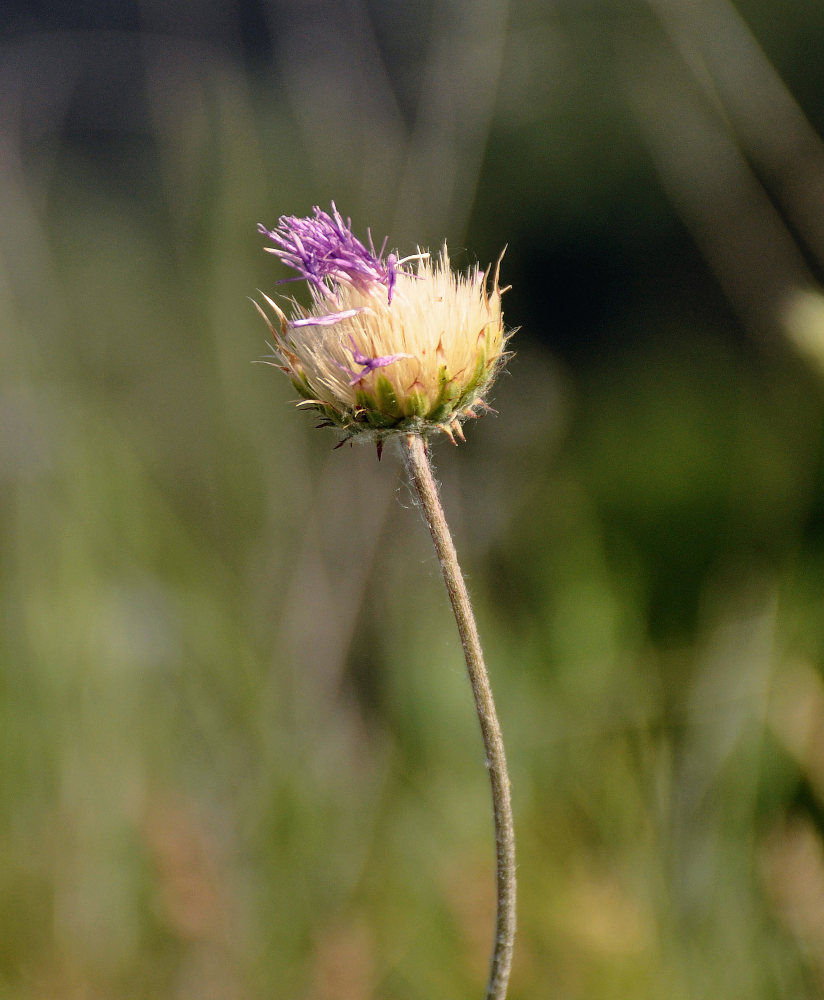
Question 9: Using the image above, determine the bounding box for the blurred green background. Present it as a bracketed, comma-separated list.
[5, 0, 824, 996]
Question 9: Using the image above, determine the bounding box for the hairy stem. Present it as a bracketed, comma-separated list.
[402, 432, 516, 1000]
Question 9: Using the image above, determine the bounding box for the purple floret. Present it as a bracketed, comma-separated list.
[338, 336, 412, 385]
[258, 203, 398, 302]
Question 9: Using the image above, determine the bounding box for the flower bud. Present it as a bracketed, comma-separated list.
[255, 204, 511, 446]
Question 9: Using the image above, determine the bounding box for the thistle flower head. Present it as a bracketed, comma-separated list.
[256, 204, 511, 446]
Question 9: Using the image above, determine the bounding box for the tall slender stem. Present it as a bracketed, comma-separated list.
[402, 432, 516, 1000]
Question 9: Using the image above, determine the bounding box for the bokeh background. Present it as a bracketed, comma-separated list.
[5, 0, 824, 997]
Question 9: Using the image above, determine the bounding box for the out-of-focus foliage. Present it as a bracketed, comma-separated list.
[4, 0, 824, 997]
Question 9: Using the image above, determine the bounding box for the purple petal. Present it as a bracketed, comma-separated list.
[259, 203, 398, 300]
[342, 336, 411, 384]
[290, 308, 364, 328]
